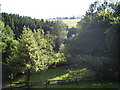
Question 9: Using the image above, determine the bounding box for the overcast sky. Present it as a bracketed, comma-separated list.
[1, 0, 104, 19]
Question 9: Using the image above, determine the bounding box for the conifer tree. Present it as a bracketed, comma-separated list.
[8, 27, 46, 88]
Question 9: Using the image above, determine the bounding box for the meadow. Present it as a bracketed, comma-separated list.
[3, 65, 119, 88]
[47, 19, 80, 28]
[30, 66, 119, 88]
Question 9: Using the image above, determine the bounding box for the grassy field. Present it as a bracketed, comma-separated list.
[30, 66, 94, 82]
[30, 66, 119, 88]
[47, 19, 80, 28]
[30, 65, 119, 88]
[47, 82, 120, 88]
[3, 66, 120, 88]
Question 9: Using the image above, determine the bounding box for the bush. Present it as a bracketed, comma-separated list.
[70, 55, 118, 81]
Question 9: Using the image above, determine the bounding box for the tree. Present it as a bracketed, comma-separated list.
[50, 20, 68, 52]
[8, 27, 47, 88]
[33, 29, 66, 68]
[1, 21, 19, 82]
[8, 26, 66, 88]
[67, 27, 78, 38]
[70, 15, 76, 19]
[64, 0, 120, 81]
[2, 25, 15, 40]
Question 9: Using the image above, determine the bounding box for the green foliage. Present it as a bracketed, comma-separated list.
[1, 13, 48, 38]
[68, 1, 120, 57]
[71, 55, 111, 69]
[67, 27, 78, 38]
[33, 28, 66, 65]
[0, 21, 4, 29]
[1, 22, 19, 82]
[70, 55, 119, 81]
[0, 42, 7, 52]
[2, 25, 15, 40]
[50, 20, 68, 42]
[48, 20, 68, 52]
[64, 0, 120, 81]
[5, 26, 66, 86]
[8, 27, 48, 75]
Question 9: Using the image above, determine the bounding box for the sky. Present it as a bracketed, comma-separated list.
[1, 0, 102, 19]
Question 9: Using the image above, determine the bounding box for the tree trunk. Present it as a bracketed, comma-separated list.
[25, 70, 31, 89]
[95, 71, 103, 81]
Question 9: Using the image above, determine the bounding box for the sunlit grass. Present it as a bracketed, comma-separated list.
[48, 68, 94, 84]
[47, 19, 80, 28]
[30, 66, 94, 82]
[30, 66, 69, 82]
[29, 66, 95, 88]
[3, 75, 25, 88]
[62, 19, 80, 28]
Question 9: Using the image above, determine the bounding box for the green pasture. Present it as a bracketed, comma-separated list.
[47, 19, 80, 28]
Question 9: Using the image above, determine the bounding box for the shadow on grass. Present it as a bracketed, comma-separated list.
[47, 81, 120, 88]
[30, 66, 95, 88]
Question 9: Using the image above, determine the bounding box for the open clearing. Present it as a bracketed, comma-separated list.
[47, 19, 80, 28]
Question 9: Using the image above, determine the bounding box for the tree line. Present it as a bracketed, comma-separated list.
[2, 13, 69, 39]
[51, 16, 81, 19]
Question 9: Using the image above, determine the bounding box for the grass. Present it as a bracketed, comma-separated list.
[47, 19, 80, 28]
[30, 66, 94, 82]
[30, 66, 119, 88]
[62, 19, 80, 28]
[48, 68, 94, 84]
[30, 66, 94, 88]
[30, 66, 69, 82]
[47, 82, 120, 88]
[3, 66, 120, 88]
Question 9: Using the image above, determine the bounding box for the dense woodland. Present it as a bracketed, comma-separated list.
[1, 0, 120, 88]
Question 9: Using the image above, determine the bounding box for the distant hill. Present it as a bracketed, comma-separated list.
[47, 19, 80, 28]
